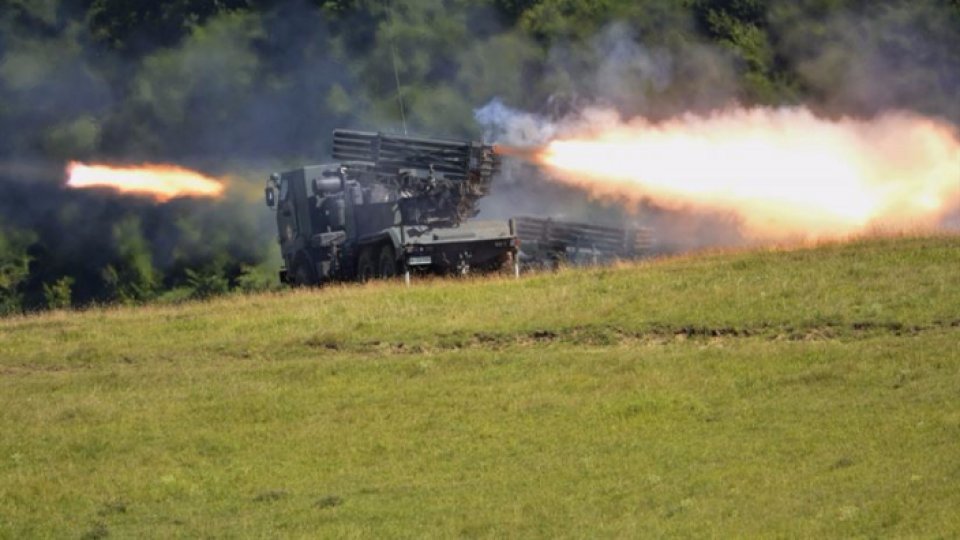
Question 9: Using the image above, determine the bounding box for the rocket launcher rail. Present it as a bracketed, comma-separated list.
[513, 215, 654, 264]
[332, 129, 499, 183]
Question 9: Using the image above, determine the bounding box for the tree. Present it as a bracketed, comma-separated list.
[0, 225, 35, 315]
[102, 216, 157, 304]
[43, 276, 74, 310]
[87, 0, 253, 55]
[184, 267, 228, 299]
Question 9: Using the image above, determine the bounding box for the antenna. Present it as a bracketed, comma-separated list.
[391, 44, 408, 135]
[387, 1, 408, 135]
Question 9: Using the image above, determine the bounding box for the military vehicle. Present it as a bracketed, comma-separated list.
[264, 129, 519, 285]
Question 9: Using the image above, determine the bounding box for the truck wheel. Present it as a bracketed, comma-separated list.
[356, 247, 375, 282]
[377, 244, 397, 278]
[292, 254, 318, 287]
[494, 251, 517, 275]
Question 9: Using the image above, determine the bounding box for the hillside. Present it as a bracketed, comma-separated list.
[1, 235, 959, 537]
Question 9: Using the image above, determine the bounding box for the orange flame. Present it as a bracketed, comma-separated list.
[532, 107, 960, 239]
[66, 162, 225, 202]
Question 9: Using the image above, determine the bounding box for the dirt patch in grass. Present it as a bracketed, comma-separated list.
[314, 495, 343, 509]
[252, 490, 288, 503]
[303, 320, 960, 355]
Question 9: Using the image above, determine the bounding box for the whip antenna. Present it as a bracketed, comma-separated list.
[391, 44, 408, 135]
[387, 1, 408, 135]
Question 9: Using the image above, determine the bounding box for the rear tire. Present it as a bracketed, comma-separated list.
[356, 247, 375, 282]
[377, 244, 397, 278]
[291, 254, 317, 287]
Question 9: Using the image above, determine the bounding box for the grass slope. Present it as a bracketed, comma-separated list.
[1, 235, 958, 537]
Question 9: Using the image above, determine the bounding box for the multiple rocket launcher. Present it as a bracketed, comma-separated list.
[327, 129, 650, 268]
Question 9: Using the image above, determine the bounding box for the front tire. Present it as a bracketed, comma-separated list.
[377, 244, 397, 278]
[356, 247, 375, 282]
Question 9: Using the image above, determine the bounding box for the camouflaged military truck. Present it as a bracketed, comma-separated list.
[264, 129, 519, 285]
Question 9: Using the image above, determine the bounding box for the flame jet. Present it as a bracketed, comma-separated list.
[504, 107, 960, 240]
[493, 144, 546, 161]
[66, 162, 225, 202]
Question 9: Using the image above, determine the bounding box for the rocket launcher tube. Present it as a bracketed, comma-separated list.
[332, 129, 499, 182]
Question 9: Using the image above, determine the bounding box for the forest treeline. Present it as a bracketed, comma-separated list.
[1, 0, 958, 313]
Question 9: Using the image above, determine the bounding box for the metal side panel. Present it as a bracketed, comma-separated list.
[401, 220, 514, 246]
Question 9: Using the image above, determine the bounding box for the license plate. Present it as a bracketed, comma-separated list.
[408, 256, 432, 266]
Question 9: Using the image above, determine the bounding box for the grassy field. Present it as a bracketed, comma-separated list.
[1, 235, 958, 538]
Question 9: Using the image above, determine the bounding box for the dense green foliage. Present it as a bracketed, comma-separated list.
[1, 235, 958, 536]
[1, 0, 958, 311]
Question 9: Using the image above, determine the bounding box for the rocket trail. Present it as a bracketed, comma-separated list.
[66, 161, 226, 202]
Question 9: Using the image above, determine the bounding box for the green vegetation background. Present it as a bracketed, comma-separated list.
[1, 0, 959, 312]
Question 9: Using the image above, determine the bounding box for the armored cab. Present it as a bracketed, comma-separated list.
[265, 130, 519, 285]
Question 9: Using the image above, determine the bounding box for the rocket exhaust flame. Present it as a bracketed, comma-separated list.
[514, 107, 960, 239]
[493, 144, 545, 160]
[66, 161, 225, 202]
